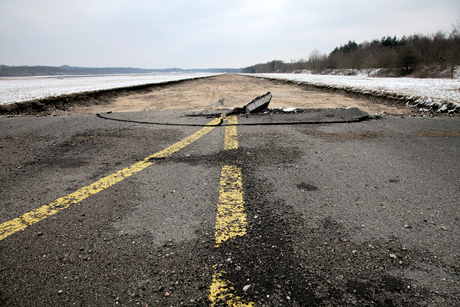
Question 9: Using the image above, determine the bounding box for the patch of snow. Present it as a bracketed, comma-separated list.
[244, 73, 460, 112]
[281, 107, 296, 112]
[0, 73, 221, 105]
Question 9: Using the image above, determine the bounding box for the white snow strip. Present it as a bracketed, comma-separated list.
[0, 73, 221, 105]
[244, 73, 460, 112]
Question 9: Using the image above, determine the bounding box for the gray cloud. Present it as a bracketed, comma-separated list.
[1, 0, 459, 68]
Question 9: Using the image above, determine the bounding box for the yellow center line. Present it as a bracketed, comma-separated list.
[209, 268, 254, 307]
[223, 116, 238, 151]
[0, 117, 222, 241]
[215, 116, 246, 245]
[214, 165, 247, 245]
[209, 116, 254, 307]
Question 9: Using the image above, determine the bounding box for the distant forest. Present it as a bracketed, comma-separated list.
[0, 65, 241, 77]
[243, 20, 460, 78]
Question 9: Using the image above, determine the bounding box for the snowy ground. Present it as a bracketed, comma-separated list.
[0, 73, 220, 105]
[246, 73, 460, 113]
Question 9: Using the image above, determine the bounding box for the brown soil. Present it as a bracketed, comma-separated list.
[67, 74, 408, 115]
[416, 130, 460, 137]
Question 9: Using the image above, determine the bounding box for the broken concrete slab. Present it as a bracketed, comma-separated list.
[96, 107, 372, 127]
[243, 92, 272, 114]
[236, 107, 371, 125]
[223, 92, 272, 118]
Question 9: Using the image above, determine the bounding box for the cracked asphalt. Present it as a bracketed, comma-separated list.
[1, 104, 459, 306]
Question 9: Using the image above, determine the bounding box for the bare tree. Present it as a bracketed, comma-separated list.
[398, 45, 419, 74]
[308, 49, 327, 72]
[448, 19, 460, 78]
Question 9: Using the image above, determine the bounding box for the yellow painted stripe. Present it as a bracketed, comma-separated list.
[209, 268, 255, 307]
[224, 116, 238, 150]
[210, 116, 254, 306]
[215, 116, 246, 245]
[0, 117, 222, 241]
[214, 165, 247, 245]
[150, 117, 221, 159]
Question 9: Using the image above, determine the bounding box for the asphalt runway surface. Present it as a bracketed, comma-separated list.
[1, 93, 460, 305]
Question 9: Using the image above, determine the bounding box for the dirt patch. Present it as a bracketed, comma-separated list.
[53, 74, 410, 116]
[416, 130, 460, 137]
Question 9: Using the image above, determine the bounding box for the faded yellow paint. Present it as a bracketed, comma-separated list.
[150, 118, 220, 159]
[209, 269, 255, 307]
[215, 116, 247, 245]
[0, 160, 153, 241]
[0, 117, 222, 241]
[214, 165, 247, 245]
[210, 116, 254, 307]
[224, 116, 238, 150]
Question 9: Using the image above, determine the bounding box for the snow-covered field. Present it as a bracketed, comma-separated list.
[0, 73, 220, 105]
[247, 73, 460, 113]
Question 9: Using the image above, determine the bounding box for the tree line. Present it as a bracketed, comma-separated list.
[243, 20, 460, 78]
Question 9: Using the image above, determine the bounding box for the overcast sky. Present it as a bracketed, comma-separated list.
[1, 0, 459, 69]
